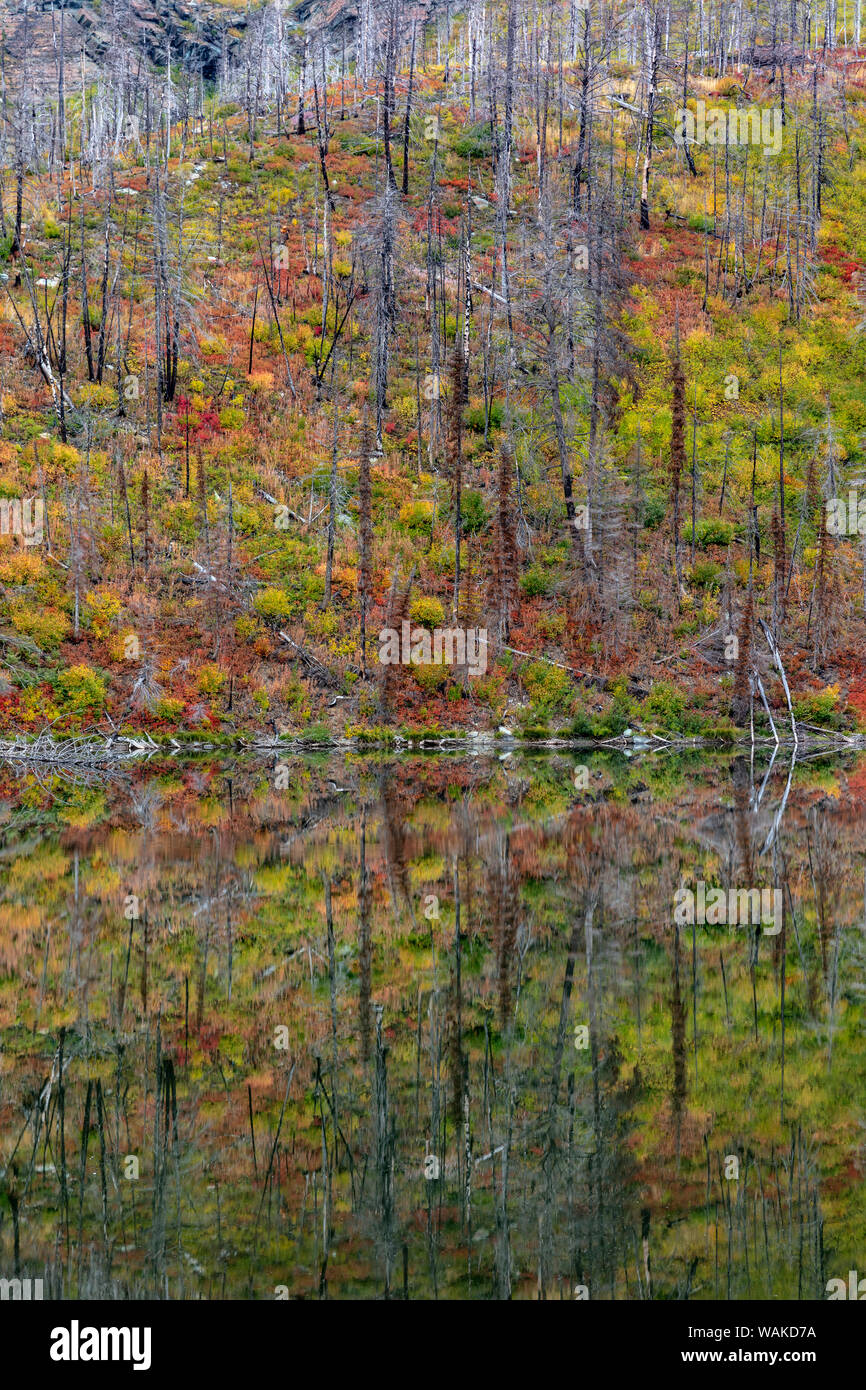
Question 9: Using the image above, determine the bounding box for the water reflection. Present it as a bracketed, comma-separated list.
[0, 748, 864, 1300]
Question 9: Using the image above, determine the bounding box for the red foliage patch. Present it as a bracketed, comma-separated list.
[821, 242, 864, 284]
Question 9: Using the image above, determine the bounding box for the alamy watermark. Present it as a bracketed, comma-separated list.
[826, 1269, 866, 1299]
[826, 490, 866, 535]
[49, 1322, 152, 1370]
[0, 1275, 43, 1299]
[674, 881, 782, 935]
[378, 622, 488, 677]
[674, 101, 782, 155]
[0, 497, 43, 545]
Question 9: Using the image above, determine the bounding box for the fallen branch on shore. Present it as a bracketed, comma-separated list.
[0, 731, 160, 770]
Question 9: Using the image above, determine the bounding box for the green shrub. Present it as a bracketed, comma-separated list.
[604, 678, 634, 736]
[303, 722, 332, 742]
[453, 122, 492, 158]
[519, 564, 550, 598]
[644, 680, 687, 730]
[56, 664, 106, 714]
[688, 517, 735, 548]
[464, 399, 503, 431]
[520, 660, 572, 713]
[461, 490, 487, 534]
[793, 683, 843, 728]
[690, 559, 723, 590]
[643, 495, 667, 529]
[569, 709, 596, 738]
[569, 678, 632, 739]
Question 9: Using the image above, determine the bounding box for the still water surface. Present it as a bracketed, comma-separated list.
[0, 748, 863, 1299]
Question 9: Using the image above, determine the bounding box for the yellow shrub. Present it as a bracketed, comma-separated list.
[57, 664, 106, 713]
[409, 595, 445, 630]
[197, 662, 226, 695]
[50, 443, 80, 473]
[86, 590, 122, 640]
[9, 601, 70, 651]
[0, 551, 44, 584]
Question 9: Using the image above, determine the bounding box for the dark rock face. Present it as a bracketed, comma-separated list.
[0, 0, 249, 85]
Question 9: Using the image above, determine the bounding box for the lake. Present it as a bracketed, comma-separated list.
[0, 746, 863, 1300]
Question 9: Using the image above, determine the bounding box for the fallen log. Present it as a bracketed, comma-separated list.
[277, 630, 343, 689]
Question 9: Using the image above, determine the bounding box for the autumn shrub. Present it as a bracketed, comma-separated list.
[520, 660, 572, 713]
[197, 663, 226, 695]
[108, 630, 139, 662]
[219, 406, 245, 429]
[474, 673, 506, 715]
[0, 551, 44, 585]
[85, 590, 122, 640]
[539, 613, 566, 640]
[56, 664, 106, 714]
[231, 503, 261, 535]
[77, 382, 118, 409]
[254, 587, 293, 622]
[398, 499, 434, 530]
[413, 662, 449, 692]
[409, 595, 445, 630]
[305, 606, 339, 639]
[793, 683, 843, 728]
[9, 601, 70, 651]
[50, 443, 80, 472]
[155, 697, 185, 721]
[428, 542, 456, 574]
[165, 500, 197, 543]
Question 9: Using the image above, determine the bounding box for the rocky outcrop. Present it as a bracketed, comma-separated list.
[0, 0, 250, 85]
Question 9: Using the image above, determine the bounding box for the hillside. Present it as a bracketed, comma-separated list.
[0, 2, 865, 749]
